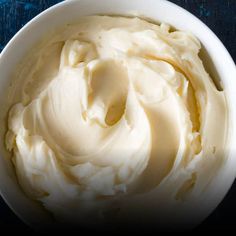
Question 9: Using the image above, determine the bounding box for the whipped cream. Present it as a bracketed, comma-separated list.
[5, 16, 228, 225]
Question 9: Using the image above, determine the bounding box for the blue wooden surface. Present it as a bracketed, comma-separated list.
[0, 0, 236, 232]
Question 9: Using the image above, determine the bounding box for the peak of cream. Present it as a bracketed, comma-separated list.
[5, 16, 228, 224]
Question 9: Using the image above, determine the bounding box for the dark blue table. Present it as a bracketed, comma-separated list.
[0, 0, 236, 232]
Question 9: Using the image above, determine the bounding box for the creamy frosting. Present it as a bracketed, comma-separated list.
[5, 16, 228, 225]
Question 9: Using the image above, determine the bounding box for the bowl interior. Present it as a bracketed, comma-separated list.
[0, 0, 236, 230]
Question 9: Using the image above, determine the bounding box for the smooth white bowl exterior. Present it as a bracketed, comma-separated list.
[0, 0, 236, 230]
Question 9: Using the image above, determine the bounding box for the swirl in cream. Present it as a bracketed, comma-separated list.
[5, 16, 228, 225]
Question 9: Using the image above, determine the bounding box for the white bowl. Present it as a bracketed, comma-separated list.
[0, 0, 236, 231]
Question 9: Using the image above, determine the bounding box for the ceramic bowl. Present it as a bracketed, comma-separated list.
[0, 0, 235, 230]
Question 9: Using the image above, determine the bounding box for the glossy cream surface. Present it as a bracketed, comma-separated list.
[5, 16, 228, 223]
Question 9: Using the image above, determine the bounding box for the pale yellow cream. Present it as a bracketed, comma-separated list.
[5, 16, 228, 224]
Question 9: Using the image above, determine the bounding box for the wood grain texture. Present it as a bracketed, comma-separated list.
[0, 0, 62, 51]
[0, 0, 236, 232]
